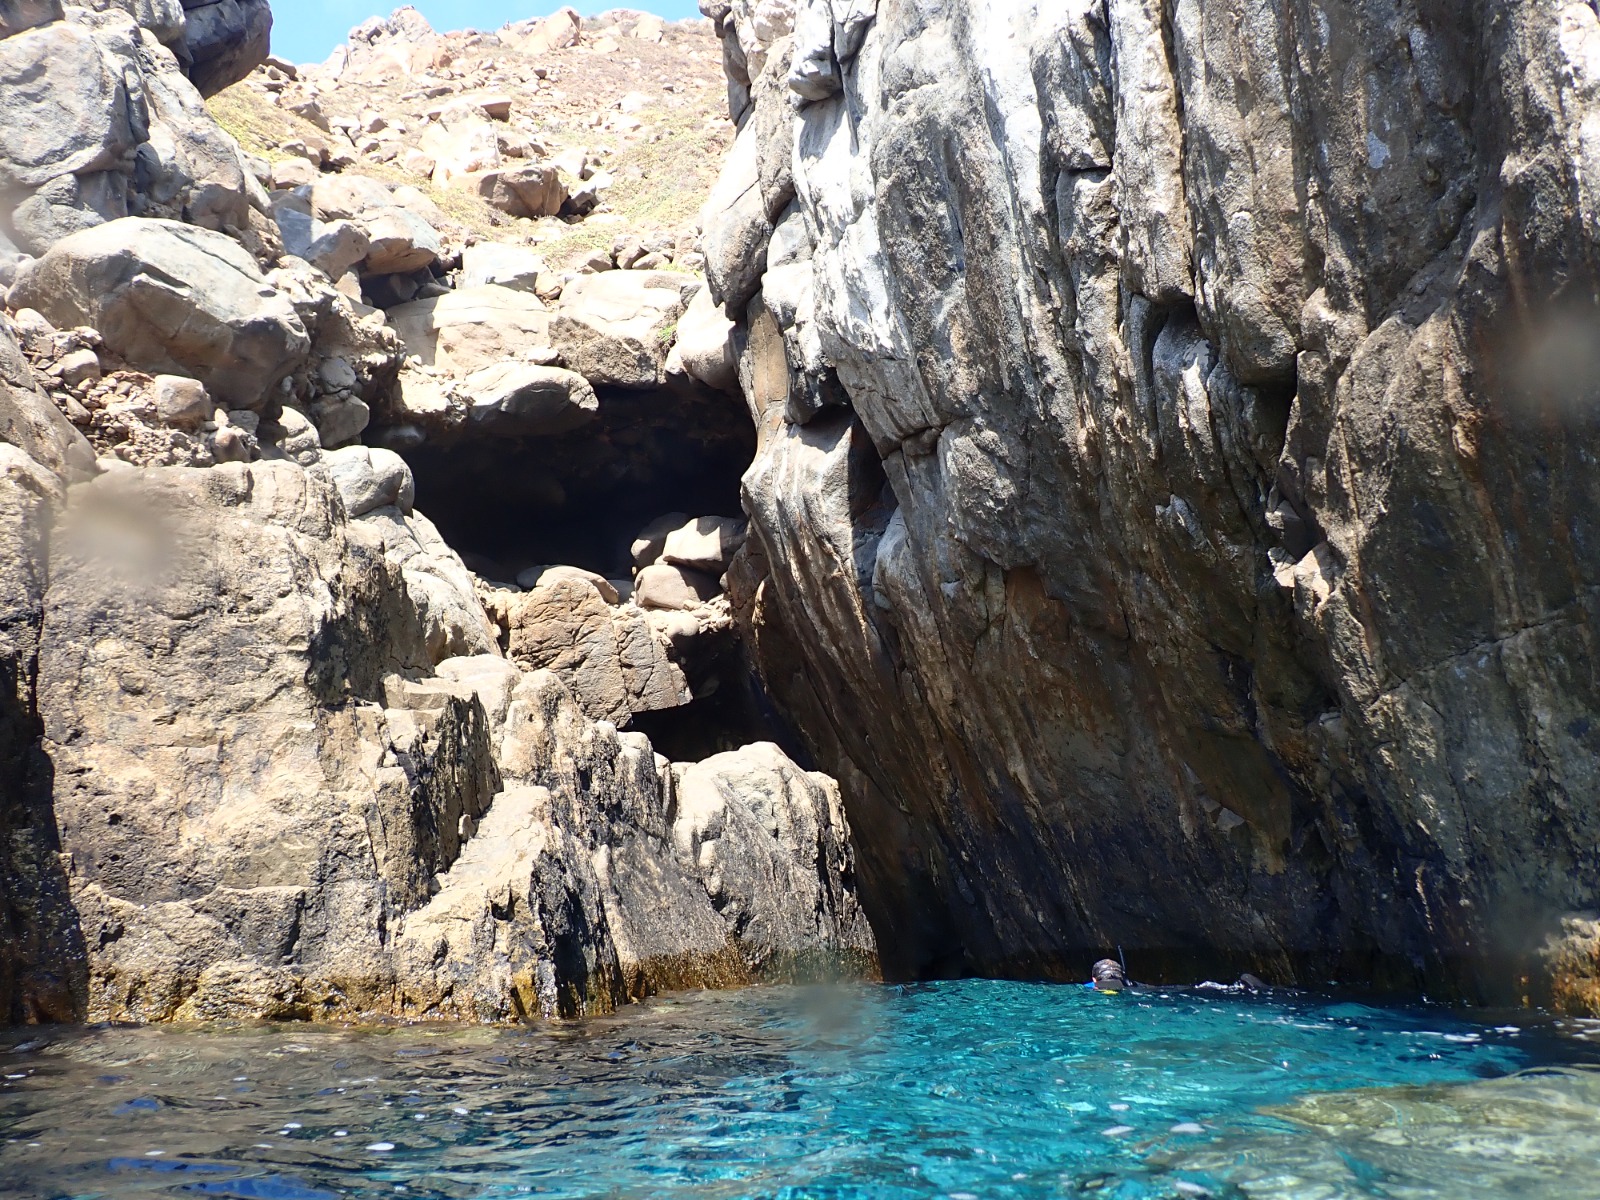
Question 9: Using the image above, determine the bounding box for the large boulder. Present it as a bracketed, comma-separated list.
[358, 205, 441, 275]
[672, 743, 877, 976]
[662, 515, 747, 574]
[670, 283, 739, 393]
[0, 0, 62, 39]
[10, 218, 310, 409]
[388, 285, 552, 374]
[181, 0, 273, 97]
[506, 575, 688, 725]
[0, 19, 142, 252]
[273, 196, 370, 280]
[357, 503, 501, 663]
[420, 115, 501, 186]
[463, 165, 567, 219]
[550, 270, 697, 388]
[461, 362, 598, 435]
[322, 444, 414, 517]
[0, 7, 261, 253]
[308, 173, 394, 221]
[460, 242, 548, 291]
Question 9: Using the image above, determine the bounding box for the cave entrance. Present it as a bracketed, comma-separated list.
[401, 382, 756, 585]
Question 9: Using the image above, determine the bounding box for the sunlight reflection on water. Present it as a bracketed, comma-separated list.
[2, 980, 1599, 1200]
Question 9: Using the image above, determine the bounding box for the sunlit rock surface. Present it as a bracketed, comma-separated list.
[708, 0, 1600, 1004]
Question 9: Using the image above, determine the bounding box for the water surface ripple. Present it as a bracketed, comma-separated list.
[3, 980, 1599, 1199]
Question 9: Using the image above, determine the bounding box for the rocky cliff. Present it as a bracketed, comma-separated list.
[0, 1, 875, 1025]
[701, 0, 1600, 1008]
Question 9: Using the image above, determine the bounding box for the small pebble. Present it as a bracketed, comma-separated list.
[284, 1122, 302, 1130]
[412, 1113, 427, 1120]
[452, 1107, 468, 1116]
[145, 1150, 164, 1157]
[1102, 1125, 1134, 1137]
[367, 1142, 396, 1152]
[1109, 1103, 1129, 1112]
[1174, 1183, 1211, 1197]
[334, 1131, 348, 1138]
[1170, 1122, 1205, 1135]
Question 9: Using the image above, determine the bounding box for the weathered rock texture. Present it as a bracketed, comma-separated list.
[0, 3, 269, 256]
[712, 0, 1600, 1007]
[36, 461, 871, 1022]
[0, 0, 878, 1026]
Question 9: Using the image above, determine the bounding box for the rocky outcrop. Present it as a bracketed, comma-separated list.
[33, 457, 870, 1022]
[0, 3, 268, 257]
[0, 0, 877, 1026]
[709, 0, 1600, 1006]
[0, 316, 92, 1024]
[11, 219, 311, 409]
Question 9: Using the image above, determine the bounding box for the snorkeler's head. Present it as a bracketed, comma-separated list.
[1091, 958, 1126, 992]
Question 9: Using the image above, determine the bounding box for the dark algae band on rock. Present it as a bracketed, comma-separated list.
[5, 980, 1600, 1199]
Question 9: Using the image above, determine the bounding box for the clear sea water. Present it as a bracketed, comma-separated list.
[3, 980, 1600, 1200]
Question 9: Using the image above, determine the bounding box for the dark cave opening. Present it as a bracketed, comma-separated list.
[628, 641, 815, 766]
[400, 381, 756, 583]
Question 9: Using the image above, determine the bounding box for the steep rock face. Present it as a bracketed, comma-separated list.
[714, 0, 1600, 1003]
[0, 318, 93, 1024]
[40, 460, 487, 1020]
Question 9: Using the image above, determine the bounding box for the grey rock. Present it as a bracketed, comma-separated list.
[358, 206, 441, 275]
[670, 284, 739, 393]
[388, 285, 552, 375]
[10, 218, 310, 409]
[672, 743, 876, 975]
[461, 362, 597, 436]
[274, 197, 371, 281]
[181, 0, 272, 97]
[308, 173, 394, 221]
[630, 511, 689, 569]
[715, 0, 1600, 1010]
[309, 395, 370, 448]
[150, 374, 211, 428]
[662, 515, 747, 574]
[550, 270, 696, 389]
[0, 9, 259, 254]
[466, 165, 567, 220]
[323, 444, 415, 517]
[460, 242, 547, 291]
[0, 0, 62, 39]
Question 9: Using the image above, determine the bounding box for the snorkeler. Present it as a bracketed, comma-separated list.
[1085, 955, 1271, 994]
[1088, 958, 1128, 992]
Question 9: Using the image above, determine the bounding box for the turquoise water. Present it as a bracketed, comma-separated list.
[3, 980, 1600, 1200]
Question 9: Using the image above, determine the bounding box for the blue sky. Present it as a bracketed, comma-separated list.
[269, 1, 706, 65]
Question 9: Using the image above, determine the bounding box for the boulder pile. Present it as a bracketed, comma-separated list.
[0, 0, 876, 1026]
